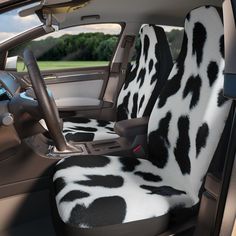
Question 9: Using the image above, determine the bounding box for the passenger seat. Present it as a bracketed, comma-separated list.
[63, 24, 173, 142]
[52, 6, 231, 236]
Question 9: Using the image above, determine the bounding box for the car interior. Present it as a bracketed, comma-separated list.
[0, 0, 235, 235]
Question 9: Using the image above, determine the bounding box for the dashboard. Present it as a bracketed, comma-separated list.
[0, 71, 23, 153]
[0, 71, 21, 100]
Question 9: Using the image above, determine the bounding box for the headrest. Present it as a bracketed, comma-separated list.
[178, 6, 224, 67]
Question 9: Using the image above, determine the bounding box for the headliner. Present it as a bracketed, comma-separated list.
[57, 0, 222, 28]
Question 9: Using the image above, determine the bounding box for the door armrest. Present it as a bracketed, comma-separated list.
[56, 97, 113, 111]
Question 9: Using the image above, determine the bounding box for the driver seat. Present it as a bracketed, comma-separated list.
[63, 24, 173, 142]
[52, 6, 230, 236]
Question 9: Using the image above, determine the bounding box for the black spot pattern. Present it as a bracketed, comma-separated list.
[151, 58, 160, 85]
[56, 156, 110, 169]
[105, 127, 114, 132]
[158, 31, 188, 108]
[174, 116, 191, 175]
[192, 22, 207, 66]
[183, 75, 202, 109]
[131, 93, 138, 118]
[123, 64, 140, 91]
[117, 92, 131, 121]
[150, 39, 161, 85]
[141, 185, 186, 196]
[207, 61, 219, 86]
[148, 112, 172, 168]
[186, 12, 191, 21]
[217, 89, 228, 107]
[70, 126, 97, 132]
[63, 129, 73, 133]
[54, 177, 66, 195]
[65, 132, 95, 142]
[220, 35, 224, 58]
[158, 70, 182, 108]
[119, 157, 141, 172]
[149, 59, 154, 73]
[143, 35, 150, 61]
[196, 123, 209, 157]
[60, 190, 90, 203]
[137, 68, 146, 88]
[139, 95, 145, 112]
[135, 171, 162, 182]
[76, 175, 124, 188]
[123, 50, 142, 90]
[69, 196, 126, 227]
[97, 120, 111, 127]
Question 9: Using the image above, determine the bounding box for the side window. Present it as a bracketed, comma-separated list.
[9, 23, 122, 71]
[165, 27, 184, 61]
[131, 25, 184, 62]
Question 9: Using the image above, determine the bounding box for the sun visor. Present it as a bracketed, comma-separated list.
[19, 0, 91, 23]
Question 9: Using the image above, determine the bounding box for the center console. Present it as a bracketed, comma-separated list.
[48, 136, 133, 158]
[26, 117, 149, 159]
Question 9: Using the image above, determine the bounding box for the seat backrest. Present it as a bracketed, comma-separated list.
[147, 6, 231, 202]
[117, 25, 173, 121]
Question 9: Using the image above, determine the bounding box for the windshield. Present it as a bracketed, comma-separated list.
[0, 3, 41, 43]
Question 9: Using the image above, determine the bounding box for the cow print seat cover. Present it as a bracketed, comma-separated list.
[63, 24, 173, 142]
[52, 6, 231, 236]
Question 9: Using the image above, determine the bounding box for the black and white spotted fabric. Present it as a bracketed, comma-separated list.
[63, 117, 118, 142]
[63, 25, 172, 142]
[116, 25, 171, 121]
[53, 6, 231, 233]
[53, 155, 187, 228]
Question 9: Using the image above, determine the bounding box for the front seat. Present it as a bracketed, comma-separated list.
[63, 24, 173, 142]
[52, 6, 230, 236]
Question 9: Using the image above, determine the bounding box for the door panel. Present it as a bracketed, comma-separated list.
[47, 79, 104, 99]
[42, 66, 110, 118]
[47, 79, 104, 109]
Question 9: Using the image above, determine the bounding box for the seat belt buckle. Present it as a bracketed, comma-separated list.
[133, 145, 145, 158]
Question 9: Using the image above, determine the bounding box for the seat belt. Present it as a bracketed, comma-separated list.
[119, 35, 136, 84]
[103, 35, 135, 104]
[193, 103, 234, 236]
[194, 1, 236, 235]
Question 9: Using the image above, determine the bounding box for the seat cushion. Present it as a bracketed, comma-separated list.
[52, 155, 196, 235]
[63, 117, 119, 142]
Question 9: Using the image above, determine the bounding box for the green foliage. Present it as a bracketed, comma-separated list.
[17, 61, 109, 71]
[166, 29, 184, 61]
[9, 28, 184, 62]
[132, 29, 184, 62]
[9, 32, 119, 61]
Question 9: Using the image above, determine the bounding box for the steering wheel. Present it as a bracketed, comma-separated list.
[23, 48, 68, 151]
